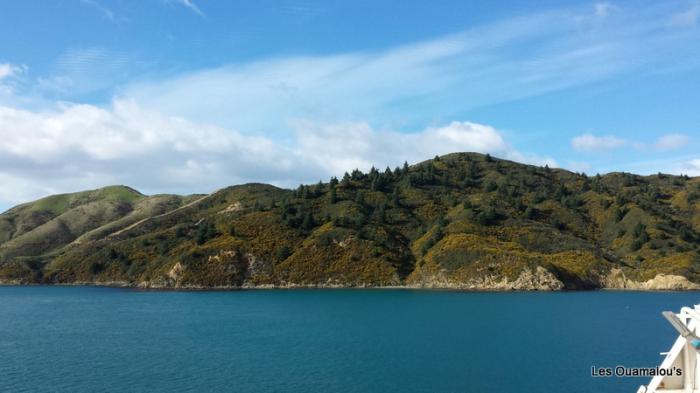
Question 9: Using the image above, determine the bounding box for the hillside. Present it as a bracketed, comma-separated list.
[1, 152, 699, 290]
[0, 186, 199, 268]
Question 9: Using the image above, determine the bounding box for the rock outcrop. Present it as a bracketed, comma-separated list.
[601, 268, 700, 290]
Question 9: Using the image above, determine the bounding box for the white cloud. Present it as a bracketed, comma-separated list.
[0, 63, 26, 97]
[655, 133, 690, 151]
[0, 63, 24, 82]
[0, 64, 18, 80]
[684, 159, 700, 176]
[0, 100, 538, 207]
[292, 120, 510, 175]
[571, 134, 627, 152]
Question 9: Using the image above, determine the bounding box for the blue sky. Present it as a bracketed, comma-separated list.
[0, 0, 699, 210]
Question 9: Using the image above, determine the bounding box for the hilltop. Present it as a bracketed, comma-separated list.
[1, 153, 699, 290]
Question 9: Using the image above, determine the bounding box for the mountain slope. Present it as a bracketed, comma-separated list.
[0, 186, 198, 266]
[1, 153, 699, 289]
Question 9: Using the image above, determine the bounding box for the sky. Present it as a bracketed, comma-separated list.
[0, 0, 699, 211]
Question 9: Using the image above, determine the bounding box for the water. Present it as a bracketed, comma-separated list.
[1, 287, 699, 393]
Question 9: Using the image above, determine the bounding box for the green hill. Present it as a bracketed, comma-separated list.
[0, 186, 197, 270]
[1, 153, 699, 290]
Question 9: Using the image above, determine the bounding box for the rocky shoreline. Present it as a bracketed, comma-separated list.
[3, 271, 699, 291]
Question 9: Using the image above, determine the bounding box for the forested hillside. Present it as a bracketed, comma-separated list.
[1, 153, 699, 290]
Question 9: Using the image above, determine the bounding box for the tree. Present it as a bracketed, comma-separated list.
[485, 153, 493, 162]
[196, 221, 218, 245]
[301, 212, 315, 231]
[375, 203, 387, 222]
[351, 168, 363, 180]
[175, 226, 188, 238]
[391, 187, 400, 206]
[477, 207, 497, 226]
[341, 172, 351, 186]
[329, 186, 337, 204]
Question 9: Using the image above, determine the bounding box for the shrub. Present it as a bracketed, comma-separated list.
[276, 245, 292, 261]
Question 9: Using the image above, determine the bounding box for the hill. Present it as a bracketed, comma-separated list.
[1, 153, 699, 290]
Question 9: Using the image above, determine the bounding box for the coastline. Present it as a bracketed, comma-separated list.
[2, 280, 700, 292]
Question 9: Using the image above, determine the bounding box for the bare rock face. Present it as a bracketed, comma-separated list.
[639, 275, 700, 290]
[509, 266, 565, 290]
[244, 253, 273, 282]
[467, 266, 564, 290]
[602, 268, 700, 290]
[218, 202, 243, 215]
[410, 265, 564, 290]
[168, 262, 185, 282]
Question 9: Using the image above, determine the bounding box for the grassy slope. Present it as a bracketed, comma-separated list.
[0, 186, 194, 270]
[1, 153, 699, 287]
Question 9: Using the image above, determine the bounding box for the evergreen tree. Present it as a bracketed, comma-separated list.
[302, 212, 314, 231]
[391, 187, 400, 206]
[329, 186, 337, 204]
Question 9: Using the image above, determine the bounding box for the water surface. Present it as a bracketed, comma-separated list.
[1, 287, 698, 392]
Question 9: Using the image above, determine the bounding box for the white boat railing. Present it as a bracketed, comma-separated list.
[639, 305, 700, 393]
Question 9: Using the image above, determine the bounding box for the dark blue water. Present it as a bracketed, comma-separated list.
[1, 287, 698, 393]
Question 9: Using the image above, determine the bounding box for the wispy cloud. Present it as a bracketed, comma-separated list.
[176, 0, 204, 16]
[593, 2, 616, 17]
[35, 47, 135, 99]
[80, 0, 116, 21]
[669, 1, 700, 27]
[655, 133, 690, 150]
[119, 3, 700, 135]
[0, 63, 27, 95]
[571, 134, 627, 152]
[571, 132, 692, 153]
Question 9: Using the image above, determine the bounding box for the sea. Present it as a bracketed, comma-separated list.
[1, 286, 698, 392]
